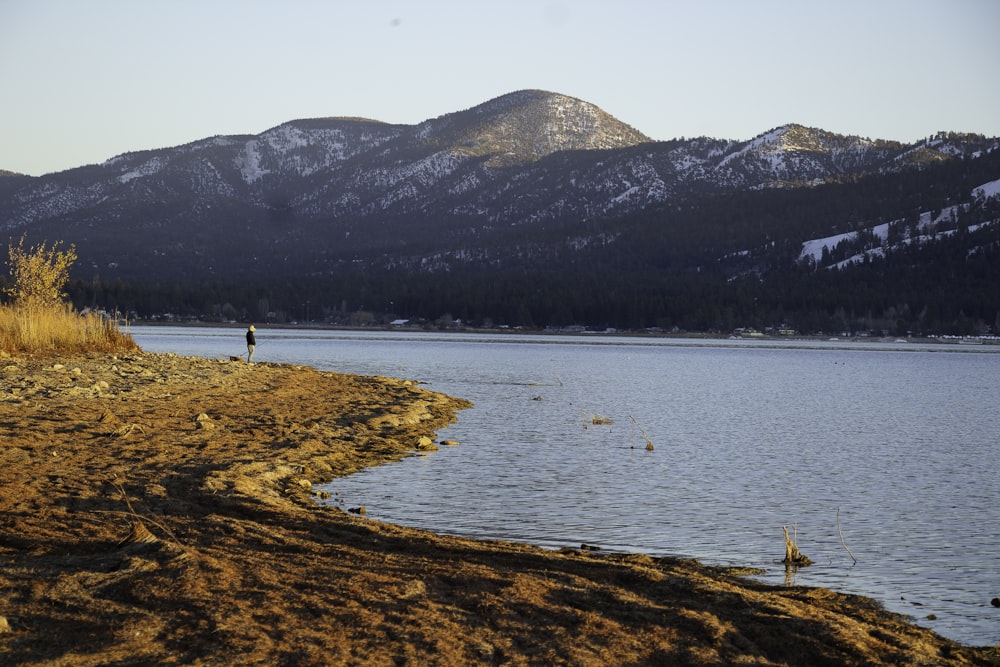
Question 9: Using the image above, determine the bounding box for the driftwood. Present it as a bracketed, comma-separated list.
[782, 525, 812, 566]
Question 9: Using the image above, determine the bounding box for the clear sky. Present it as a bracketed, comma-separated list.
[2, 0, 999, 176]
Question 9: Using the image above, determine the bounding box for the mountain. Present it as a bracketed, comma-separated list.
[1, 90, 999, 334]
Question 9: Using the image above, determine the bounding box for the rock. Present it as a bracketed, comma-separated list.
[440, 440, 460, 446]
[400, 579, 426, 599]
[98, 410, 120, 425]
[296, 478, 313, 490]
[348, 506, 366, 515]
[991, 597, 1000, 608]
[416, 436, 437, 451]
[194, 413, 215, 430]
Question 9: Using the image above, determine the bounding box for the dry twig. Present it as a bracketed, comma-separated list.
[837, 507, 857, 564]
[628, 414, 654, 451]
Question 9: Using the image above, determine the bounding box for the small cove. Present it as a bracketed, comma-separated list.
[132, 326, 1000, 646]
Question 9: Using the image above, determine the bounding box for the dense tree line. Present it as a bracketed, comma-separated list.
[59, 220, 999, 337]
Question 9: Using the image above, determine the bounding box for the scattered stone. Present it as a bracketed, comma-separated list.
[441, 440, 460, 446]
[416, 436, 437, 451]
[475, 644, 500, 661]
[110, 423, 146, 439]
[194, 413, 215, 430]
[296, 478, 312, 490]
[98, 410, 120, 425]
[400, 579, 426, 599]
[991, 597, 1000, 608]
[0, 616, 9, 633]
[348, 506, 366, 515]
[645, 441, 654, 451]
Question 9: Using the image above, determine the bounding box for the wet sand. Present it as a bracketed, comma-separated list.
[0, 352, 995, 665]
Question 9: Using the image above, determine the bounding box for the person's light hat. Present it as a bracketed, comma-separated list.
[249, 325, 256, 331]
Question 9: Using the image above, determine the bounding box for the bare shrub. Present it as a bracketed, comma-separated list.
[4, 234, 77, 307]
[1, 236, 140, 355]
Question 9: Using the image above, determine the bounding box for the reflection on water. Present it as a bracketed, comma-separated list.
[131, 327, 1000, 646]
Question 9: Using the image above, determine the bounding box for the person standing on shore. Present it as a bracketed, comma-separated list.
[246, 324, 256, 363]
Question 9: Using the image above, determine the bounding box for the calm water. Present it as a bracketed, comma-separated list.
[131, 326, 1000, 646]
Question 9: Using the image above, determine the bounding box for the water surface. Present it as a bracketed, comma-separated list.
[132, 326, 1000, 646]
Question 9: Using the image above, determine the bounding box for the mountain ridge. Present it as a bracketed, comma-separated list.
[2, 91, 994, 246]
[2, 90, 998, 334]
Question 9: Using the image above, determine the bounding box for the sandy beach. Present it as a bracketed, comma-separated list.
[0, 351, 995, 666]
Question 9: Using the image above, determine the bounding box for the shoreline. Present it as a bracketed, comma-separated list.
[1, 351, 996, 665]
[128, 319, 1000, 346]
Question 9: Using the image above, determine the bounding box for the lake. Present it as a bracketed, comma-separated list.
[131, 325, 1000, 646]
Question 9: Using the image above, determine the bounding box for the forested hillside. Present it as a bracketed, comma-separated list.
[61, 146, 1000, 336]
[3, 91, 998, 336]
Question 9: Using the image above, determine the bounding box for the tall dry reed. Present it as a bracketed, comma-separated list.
[0, 301, 140, 356]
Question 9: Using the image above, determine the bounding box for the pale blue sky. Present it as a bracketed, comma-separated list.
[2, 0, 998, 176]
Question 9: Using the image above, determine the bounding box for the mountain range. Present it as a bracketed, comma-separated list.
[2, 90, 999, 334]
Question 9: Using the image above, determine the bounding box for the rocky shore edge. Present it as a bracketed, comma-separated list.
[0, 352, 995, 666]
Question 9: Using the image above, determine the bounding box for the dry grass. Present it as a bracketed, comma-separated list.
[0, 301, 140, 356]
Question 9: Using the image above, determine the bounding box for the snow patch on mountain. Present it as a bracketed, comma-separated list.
[118, 156, 167, 184]
[973, 178, 1000, 200]
[717, 128, 786, 168]
[796, 177, 1000, 269]
[236, 140, 267, 183]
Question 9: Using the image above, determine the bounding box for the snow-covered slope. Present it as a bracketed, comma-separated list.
[795, 177, 1000, 269]
[0, 90, 996, 281]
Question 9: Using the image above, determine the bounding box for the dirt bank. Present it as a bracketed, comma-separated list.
[0, 352, 995, 666]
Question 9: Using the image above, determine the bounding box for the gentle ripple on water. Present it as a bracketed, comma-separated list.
[131, 327, 1000, 646]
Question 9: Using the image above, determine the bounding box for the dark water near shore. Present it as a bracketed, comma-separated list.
[131, 326, 1000, 646]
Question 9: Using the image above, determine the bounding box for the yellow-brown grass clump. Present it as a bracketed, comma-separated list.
[0, 301, 140, 356]
[1, 235, 140, 356]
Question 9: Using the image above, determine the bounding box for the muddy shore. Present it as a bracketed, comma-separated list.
[0, 352, 995, 666]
